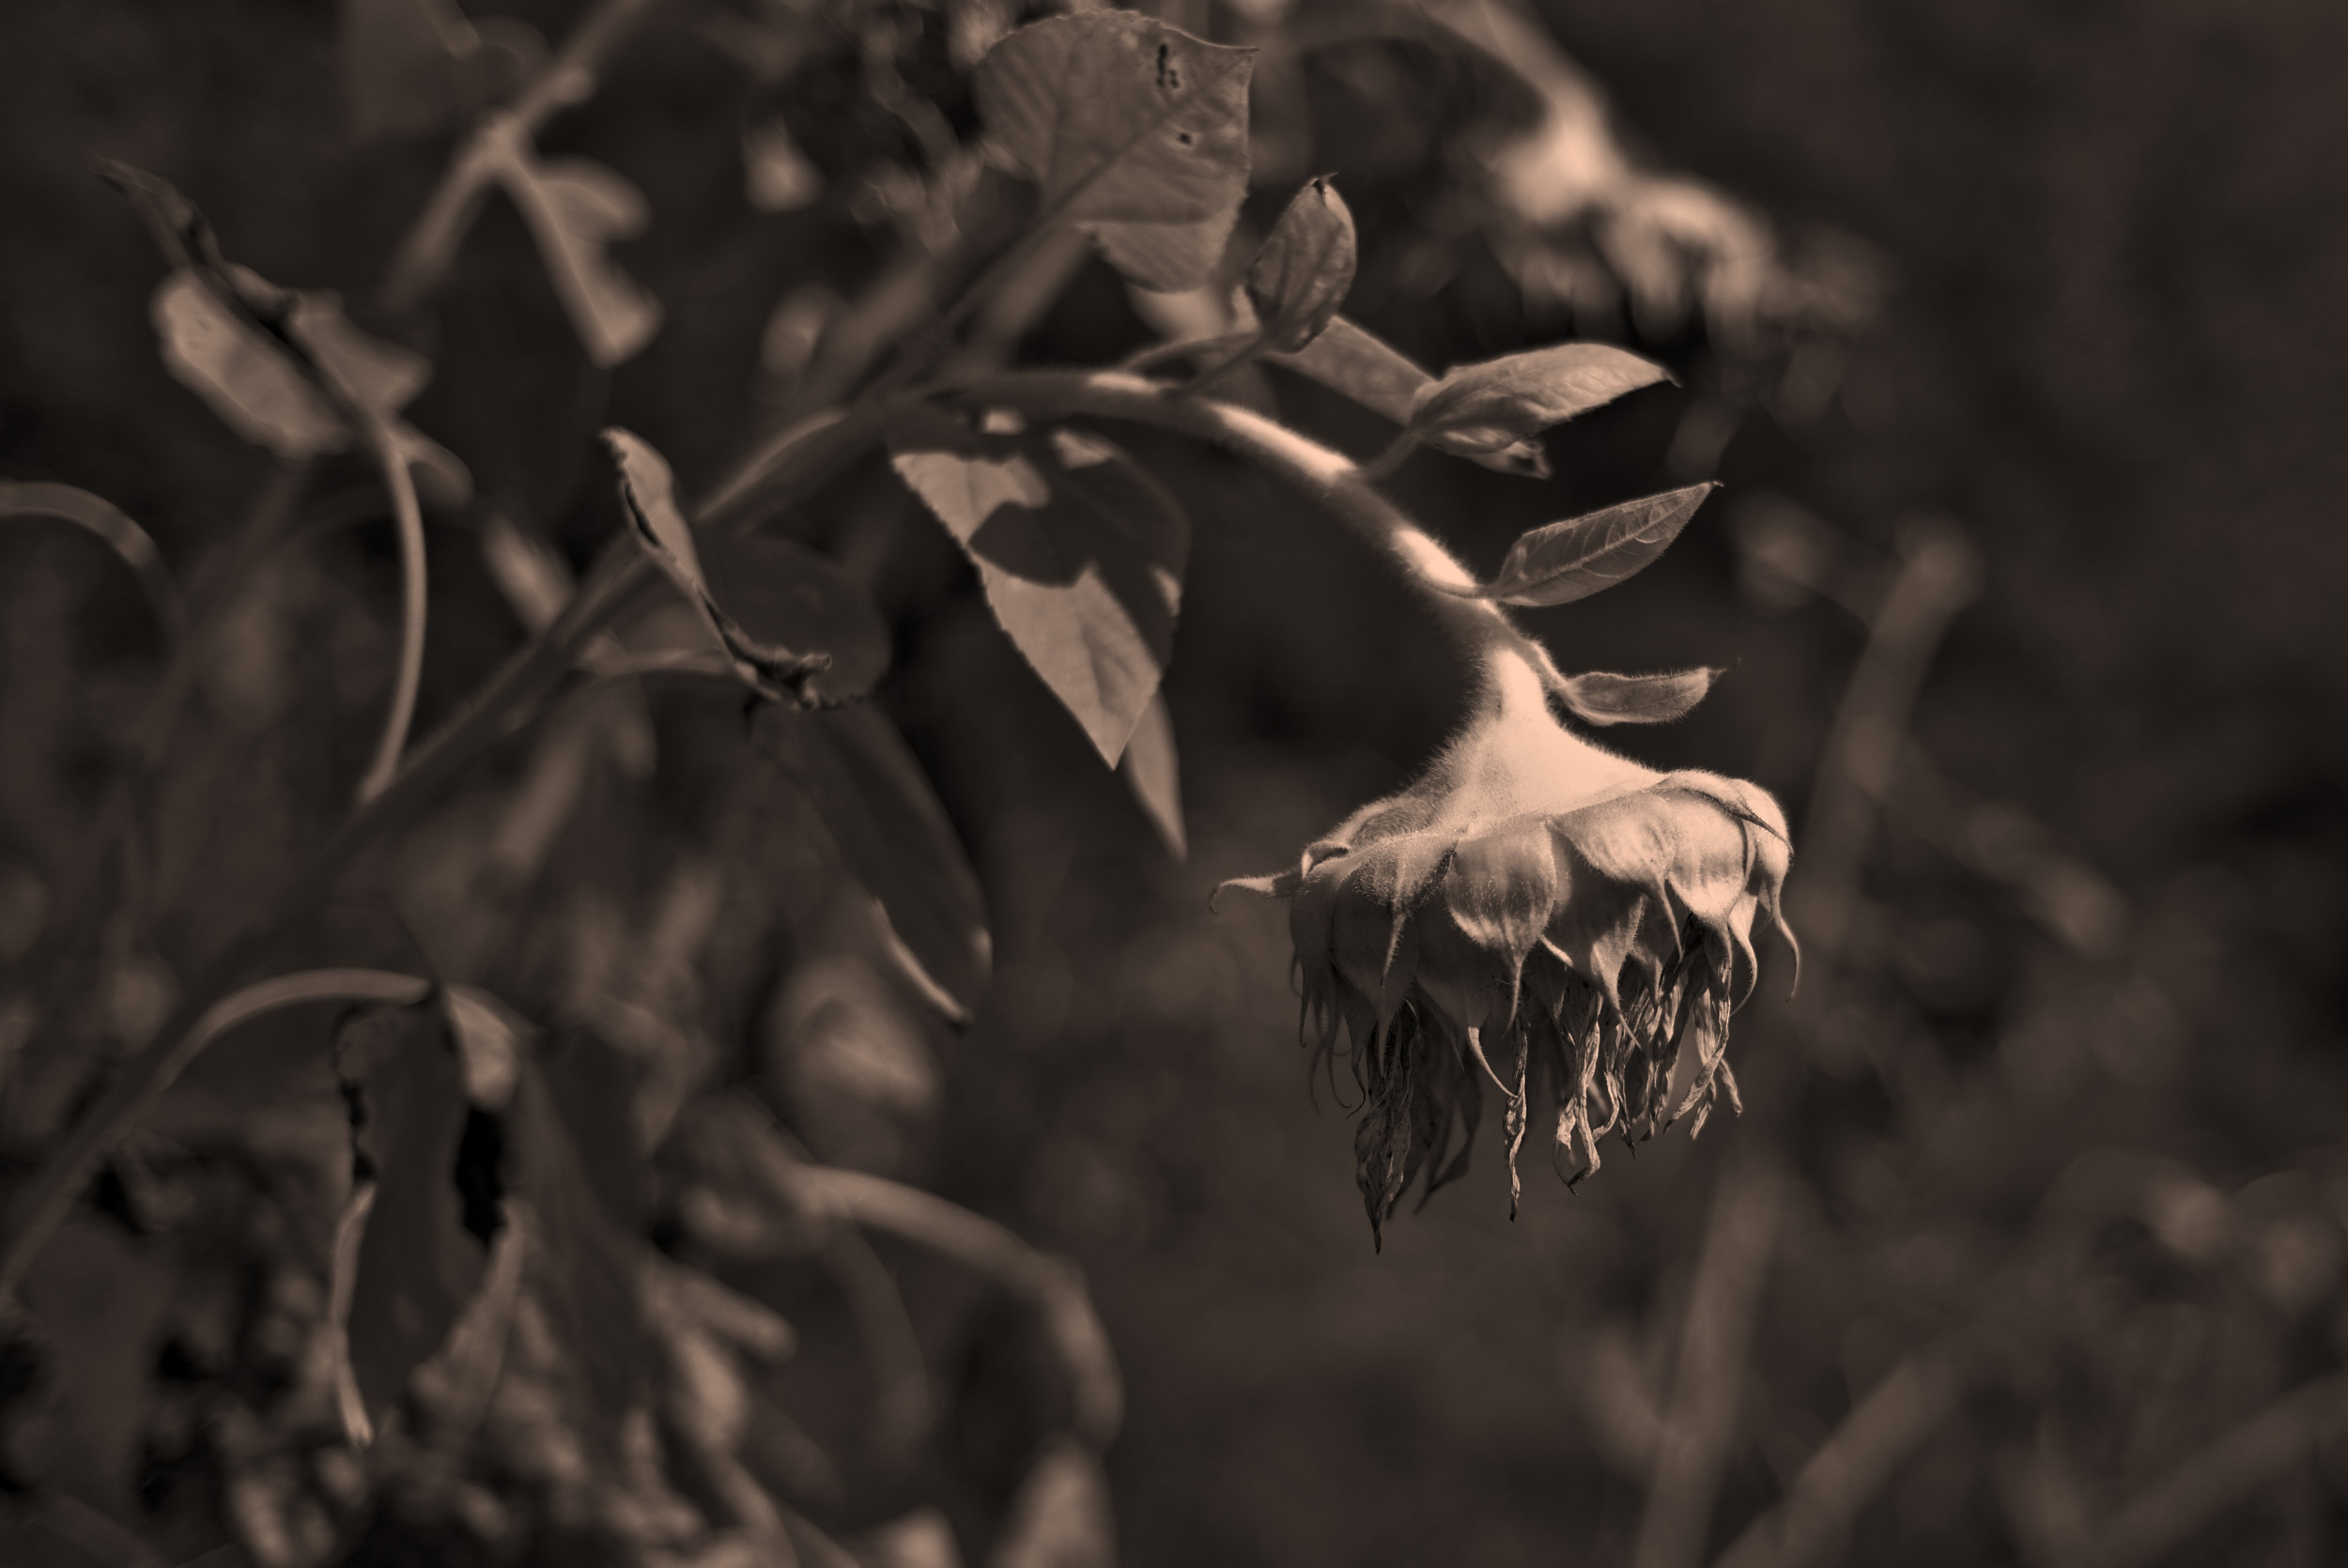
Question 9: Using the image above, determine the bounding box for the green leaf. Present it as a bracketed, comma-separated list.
[1245, 176, 1356, 352]
[1268, 316, 1549, 478]
[495, 149, 663, 367]
[340, 0, 544, 141]
[1470, 483, 1718, 607]
[1554, 667, 1723, 726]
[337, 1002, 486, 1431]
[890, 421, 1188, 766]
[1407, 342, 1671, 456]
[0, 481, 182, 635]
[606, 427, 835, 704]
[975, 11, 1256, 292]
[756, 704, 993, 1024]
[1119, 690, 1184, 859]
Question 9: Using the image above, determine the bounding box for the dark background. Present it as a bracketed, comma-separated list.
[5, 2, 2347, 1564]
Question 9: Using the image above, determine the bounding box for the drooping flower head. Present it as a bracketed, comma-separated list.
[1225, 651, 1795, 1246]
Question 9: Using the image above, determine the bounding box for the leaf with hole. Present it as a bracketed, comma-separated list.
[1468, 483, 1718, 607]
[890, 419, 1188, 766]
[1554, 668, 1723, 726]
[756, 703, 992, 1024]
[1246, 177, 1355, 352]
[1407, 342, 1670, 457]
[606, 427, 836, 704]
[975, 10, 1256, 291]
[1268, 316, 1549, 477]
[336, 1002, 485, 1432]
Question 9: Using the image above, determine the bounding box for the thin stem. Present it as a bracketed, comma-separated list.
[380, 0, 666, 310]
[355, 420, 427, 803]
[864, 223, 1057, 400]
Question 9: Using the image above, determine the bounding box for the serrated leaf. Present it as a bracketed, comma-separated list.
[337, 1003, 486, 1430]
[1472, 483, 1718, 606]
[975, 10, 1256, 291]
[1268, 316, 1548, 477]
[1245, 176, 1355, 352]
[340, 0, 544, 141]
[1554, 667, 1722, 726]
[1119, 690, 1184, 859]
[496, 149, 663, 367]
[891, 423, 1187, 766]
[1407, 342, 1670, 456]
[756, 703, 991, 1024]
[606, 427, 834, 704]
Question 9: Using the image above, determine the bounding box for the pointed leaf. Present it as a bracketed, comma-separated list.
[606, 427, 834, 703]
[1556, 667, 1723, 726]
[1245, 176, 1355, 352]
[497, 150, 662, 366]
[756, 703, 992, 1023]
[1268, 315, 1548, 477]
[1118, 689, 1184, 858]
[975, 11, 1256, 291]
[1407, 342, 1671, 456]
[1473, 483, 1718, 607]
[891, 422, 1187, 765]
[337, 1003, 486, 1429]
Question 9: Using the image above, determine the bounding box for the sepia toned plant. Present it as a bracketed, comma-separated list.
[1227, 581, 1795, 1245]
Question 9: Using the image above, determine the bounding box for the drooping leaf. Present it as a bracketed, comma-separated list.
[337, 1002, 486, 1430]
[1406, 342, 1671, 456]
[606, 427, 835, 704]
[975, 11, 1256, 291]
[496, 149, 663, 367]
[1245, 176, 1355, 352]
[698, 535, 891, 705]
[889, 420, 1188, 765]
[756, 703, 992, 1024]
[1470, 483, 1718, 607]
[506, 1051, 654, 1422]
[992, 1438, 1118, 1568]
[339, 0, 544, 141]
[0, 482, 182, 635]
[1268, 316, 1548, 477]
[1119, 690, 1184, 859]
[1554, 667, 1723, 726]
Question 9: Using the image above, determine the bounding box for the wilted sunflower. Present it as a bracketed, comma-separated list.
[1224, 652, 1794, 1246]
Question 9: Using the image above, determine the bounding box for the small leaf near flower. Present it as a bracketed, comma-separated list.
[605, 428, 834, 704]
[1469, 483, 1719, 607]
[1555, 668, 1723, 727]
[1268, 316, 1550, 477]
[1406, 342, 1671, 457]
[975, 10, 1257, 292]
[1245, 177, 1356, 352]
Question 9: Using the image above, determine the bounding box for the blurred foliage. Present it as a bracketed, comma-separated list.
[2, 2, 2346, 1568]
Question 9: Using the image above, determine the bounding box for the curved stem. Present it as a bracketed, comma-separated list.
[355, 420, 428, 804]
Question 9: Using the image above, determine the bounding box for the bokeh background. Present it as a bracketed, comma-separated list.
[4, 2, 2347, 1565]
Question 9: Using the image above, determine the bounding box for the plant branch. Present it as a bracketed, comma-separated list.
[354, 421, 428, 803]
[381, 0, 666, 310]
